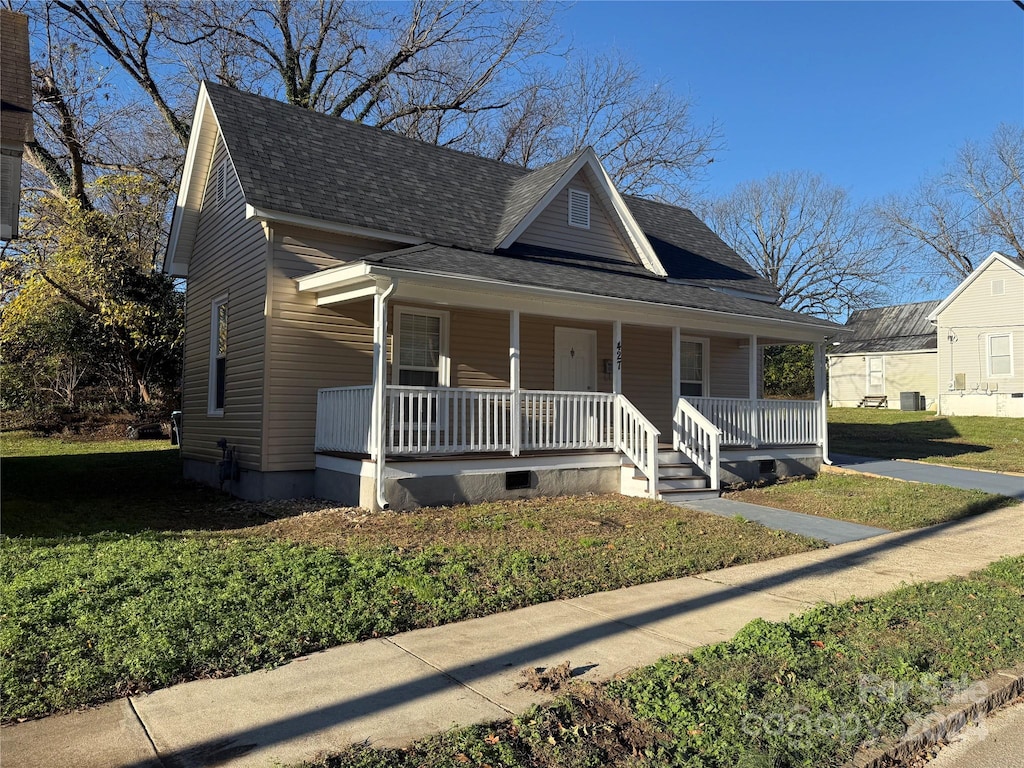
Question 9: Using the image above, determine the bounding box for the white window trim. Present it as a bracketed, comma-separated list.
[866, 355, 885, 395]
[567, 187, 591, 229]
[208, 295, 228, 416]
[987, 333, 1014, 378]
[679, 335, 709, 397]
[391, 306, 451, 387]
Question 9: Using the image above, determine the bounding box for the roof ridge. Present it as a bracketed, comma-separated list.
[202, 80, 533, 176]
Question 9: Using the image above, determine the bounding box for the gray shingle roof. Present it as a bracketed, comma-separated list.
[366, 244, 838, 328]
[830, 301, 940, 355]
[204, 82, 779, 299]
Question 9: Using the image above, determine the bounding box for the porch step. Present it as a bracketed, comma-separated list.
[658, 476, 710, 491]
[657, 449, 689, 464]
[635, 461, 701, 480]
[661, 488, 721, 503]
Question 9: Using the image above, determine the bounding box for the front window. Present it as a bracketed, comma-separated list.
[988, 334, 1013, 376]
[208, 297, 228, 414]
[679, 338, 706, 397]
[394, 308, 449, 386]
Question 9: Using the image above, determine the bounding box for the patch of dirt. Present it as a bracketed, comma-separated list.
[519, 660, 574, 692]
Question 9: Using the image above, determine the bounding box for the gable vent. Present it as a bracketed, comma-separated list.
[567, 188, 590, 229]
[992, 279, 1005, 296]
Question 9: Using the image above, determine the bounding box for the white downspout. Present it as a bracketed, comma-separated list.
[510, 309, 521, 457]
[815, 341, 832, 465]
[371, 279, 396, 510]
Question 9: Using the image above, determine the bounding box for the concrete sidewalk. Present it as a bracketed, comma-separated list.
[4, 504, 1023, 768]
[830, 454, 1024, 500]
[679, 496, 890, 544]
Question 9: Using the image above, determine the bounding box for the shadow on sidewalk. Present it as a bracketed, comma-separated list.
[117, 506, 1020, 767]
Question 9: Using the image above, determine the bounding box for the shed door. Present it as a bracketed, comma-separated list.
[554, 327, 597, 392]
[866, 356, 885, 395]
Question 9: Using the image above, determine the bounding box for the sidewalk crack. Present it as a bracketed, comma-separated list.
[382, 638, 517, 716]
[127, 697, 165, 767]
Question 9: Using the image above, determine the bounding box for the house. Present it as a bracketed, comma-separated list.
[827, 301, 940, 410]
[163, 82, 841, 510]
[930, 252, 1024, 417]
[0, 9, 34, 241]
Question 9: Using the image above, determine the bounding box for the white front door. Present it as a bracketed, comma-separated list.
[866, 356, 884, 395]
[554, 327, 597, 391]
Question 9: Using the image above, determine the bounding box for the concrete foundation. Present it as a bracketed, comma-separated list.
[718, 453, 822, 486]
[183, 459, 313, 501]
[383, 465, 620, 511]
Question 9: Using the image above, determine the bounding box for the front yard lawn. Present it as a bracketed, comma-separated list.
[0, 433, 820, 721]
[726, 472, 1018, 531]
[306, 555, 1024, 768]
[828, 408, 1024, 473]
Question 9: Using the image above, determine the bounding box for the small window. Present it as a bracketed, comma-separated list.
[992, 279, 1005, 296]
[679, 338, 707, 397]
[394, 308, 449, 387]
[988, 334, 1013, 377]
[208, 297, 228, 415]
[567, 188, 590, 229]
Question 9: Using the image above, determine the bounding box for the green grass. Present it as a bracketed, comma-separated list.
[829, 408, 1024, 473]
[727, 472, 1017, 531]
[0, 433, 821, 721]
[304, 555, 1024, 768]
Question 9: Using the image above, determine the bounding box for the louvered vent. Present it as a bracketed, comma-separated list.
[215, 164, 226, 203]
[992, 279, 1005, 296]
[567, 188, 590, 229]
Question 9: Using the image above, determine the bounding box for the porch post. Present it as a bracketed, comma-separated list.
[613, 320, 622, 448]
[510, 309, 521, 457]
[749, 334, 759, 448]
[371, 279, 396, 509]
[671, 327, 681, 449]
[815, 341, 831, 464]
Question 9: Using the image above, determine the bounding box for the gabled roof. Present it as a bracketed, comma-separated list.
[829, 300, 940, 355]
[165, 82, 779, 302]
[928, 251, 1024, 321]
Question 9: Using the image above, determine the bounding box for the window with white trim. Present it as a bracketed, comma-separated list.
[679, 338, 707, 397]
[393, 308, 449, 387]
[208, 297, 228, 414]
[988, 333, 1013, 376]
[567, 188, 590, 229]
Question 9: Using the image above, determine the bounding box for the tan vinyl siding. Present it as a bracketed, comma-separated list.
[448, 308, 511, 388]
[516, 167, 636, 264]
[181, 134, 268, 468]
[708, 337, 751, 398]
[520, 316, 614, 393]
[621, 325, 672, 436]
[828, 352, 938, 408]
[936, 259, 1024, 395]
[265, 225, 392, 471]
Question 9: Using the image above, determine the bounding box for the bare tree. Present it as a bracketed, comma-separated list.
[701, 171, 894, 320]
[878, 123, 1024, 283]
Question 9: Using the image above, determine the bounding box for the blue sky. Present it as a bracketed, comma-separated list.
[561, 1, 1024, 203]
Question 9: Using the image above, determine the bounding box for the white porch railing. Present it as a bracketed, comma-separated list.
[316, 386, 372, 453]
[673, 397, 721, 490]
[685, 397, 821, 447]
[616, 394, 660, 497]
[521, 390, 616, 451]
[386, 385, 513, 454]
[315, 385, 661, 496]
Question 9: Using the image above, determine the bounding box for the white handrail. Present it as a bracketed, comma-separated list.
[686, 397, 820, 447]
[615, 394, 660, 498]
[673, 397, 721, 490]
[315, 386, 373, 452]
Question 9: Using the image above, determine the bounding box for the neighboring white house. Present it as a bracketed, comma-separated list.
[930, 252, 1024, 418]
[828, 301, 939, 410]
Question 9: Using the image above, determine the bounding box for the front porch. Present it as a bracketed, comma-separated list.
[314, 384, 826, 506]
[296, 263, 832, 510]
